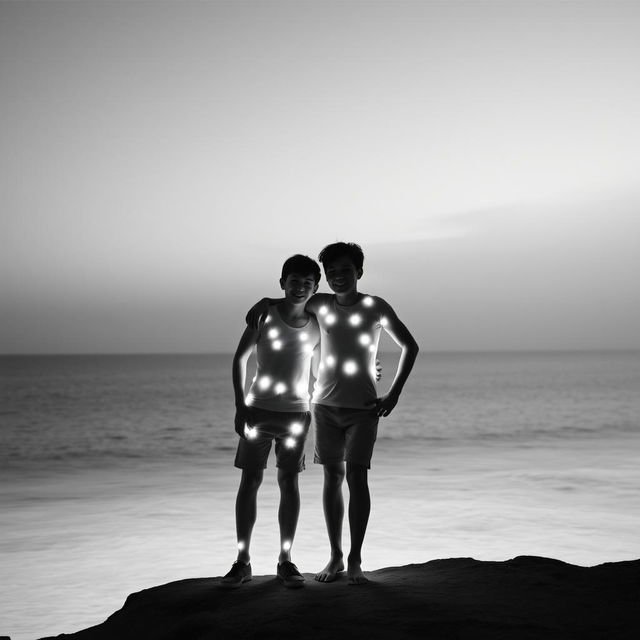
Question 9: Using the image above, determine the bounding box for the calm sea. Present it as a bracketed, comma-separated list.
[1, 351, 639, 639]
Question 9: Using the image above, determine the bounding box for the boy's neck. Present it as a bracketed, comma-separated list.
[334, 290, 359, 306]
[278, 300, 308, 319]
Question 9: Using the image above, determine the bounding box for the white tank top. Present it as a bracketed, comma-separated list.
[247, 305, 320, 412]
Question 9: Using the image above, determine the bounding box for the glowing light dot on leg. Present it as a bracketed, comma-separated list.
[275, 382, 287, 394]
[363, 296, 374, 307]
[359, 333, 372, 345]
[343, 360, 358, 375]
[289, 422, 303, 435]
[237, 541, 246, 551]
[285, 437, 296, 449]
[268, 328, 279, 339]
[282, 540, 292, 551]
[325, 313, 336, 325]
[272, 339, 282, 350]
[349, 313, 362, 326]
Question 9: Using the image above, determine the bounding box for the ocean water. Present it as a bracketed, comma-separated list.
[1, 351, 639, 640]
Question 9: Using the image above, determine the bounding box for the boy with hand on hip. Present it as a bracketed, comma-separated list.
[222, 254, 321, 589]
[247, 242, 419, 584]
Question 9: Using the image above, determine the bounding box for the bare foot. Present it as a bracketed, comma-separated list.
[315, 556, 344, 582]
[347, 561, 369, 585]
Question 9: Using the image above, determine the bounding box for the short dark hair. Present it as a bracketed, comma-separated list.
[318, 242, 364, 270]
[281, 254, 321, 284]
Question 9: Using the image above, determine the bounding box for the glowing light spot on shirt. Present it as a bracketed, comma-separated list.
[349, 313, 362, 326]
[325, 313, 337, 325]
[285, 437, 296, 449]
[325, 355, 336, 367]
[363, 296, 374, 307]
[358, 333, 372, 346]
[296, 381, 308, 396]
[268, 328, 280, 339]
[282, 540, 292, 551]
[272, 339, 282, 350]
[245, 393, 255, 404]
[237, 541, 246, 551]
[275, 382, 287, 394]
[299, 332, 309, 342]
[318, 362, 325, 370]
[289, 422, 304, 435]
[258, 376, 271, 390]
[343, 360, 358, 375]
[245, 426, 258, 439]
[368, 344, 377, 353]
[318, 305, 328, 316]
[380, 316, 389, 327]
[303, 343, 314, 354]
[264, 315, 272, 323]
[252, 375, 257, 382]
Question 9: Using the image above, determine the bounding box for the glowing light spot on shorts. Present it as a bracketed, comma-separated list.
[258, 376, 271, 390]
[325, 355, 336, 367]
[275, 382, 287, 395]
[289, 422, 304, 436]
[284, 437, 296, 449]
[272, 339, 282, 350]
[282, 540, 292, 551]
[325, 313, 337, 326]
[237, 541, 246, 551]
[380, 316, 389, 327]
[318, 305, 328, 316]
[268, 328, 280, 339]
[363, 296, 374, 307]
[359, 333, 372, 346]
[299, 332, 309, 342]
[244, 426, 258, 439]
[343, 360, 358, 375]
[349, 313, 362, 326]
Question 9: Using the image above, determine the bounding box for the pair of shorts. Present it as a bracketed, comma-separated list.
[312, 403, 379, 469]
[234, 407, 311, 472]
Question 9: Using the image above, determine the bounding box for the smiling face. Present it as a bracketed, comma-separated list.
[280, 272, 318, 305]
[323, 256, 362, 296]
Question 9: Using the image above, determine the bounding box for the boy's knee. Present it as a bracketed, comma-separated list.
[346, 463, 368, 486]
[277, 469, 299, 492]
[324, 462, 345, 485]
[240, 469, 264, 490]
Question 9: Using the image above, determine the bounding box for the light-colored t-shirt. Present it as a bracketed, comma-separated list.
[247, 305, 320, 412]
[310, 293, 386, 409]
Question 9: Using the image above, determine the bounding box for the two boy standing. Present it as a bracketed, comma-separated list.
[223, 242, 419, 588]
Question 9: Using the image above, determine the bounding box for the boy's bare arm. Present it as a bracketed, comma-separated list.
[232, 326, 259, 437]
[375, 299, 419, 417]
[245, 293, 327, 329]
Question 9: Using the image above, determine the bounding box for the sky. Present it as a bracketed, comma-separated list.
[1, 0, 639, 354]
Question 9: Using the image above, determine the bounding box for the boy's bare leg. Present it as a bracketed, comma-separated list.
[277, 468, 300, 564]
[346, 462, 370, 584]
[315, 461, 345, 582]
[235, 468, 263, 564]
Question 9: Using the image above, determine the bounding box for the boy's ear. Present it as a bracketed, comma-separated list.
[279, 277, 285, 290]
[357, 267, 363, 280]
[313, 283, 319, 293]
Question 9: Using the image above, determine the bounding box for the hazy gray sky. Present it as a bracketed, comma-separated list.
[2, 0, 639, 353]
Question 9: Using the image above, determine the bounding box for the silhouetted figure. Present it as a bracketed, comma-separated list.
[247, 242, 419, 584]
[222, 255, 321, 589]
